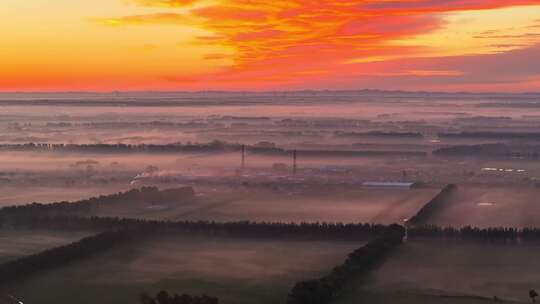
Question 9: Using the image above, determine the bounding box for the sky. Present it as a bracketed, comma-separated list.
[1, 0, 540, 92]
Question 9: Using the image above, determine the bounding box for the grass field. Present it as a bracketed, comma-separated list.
[426, 185, 540, 228]
[0, 229, 95, 264]
[335, 239, 540, 304]
[3, 235, 362, 304]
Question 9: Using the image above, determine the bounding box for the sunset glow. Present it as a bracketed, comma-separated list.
[1, 0, 540, 91]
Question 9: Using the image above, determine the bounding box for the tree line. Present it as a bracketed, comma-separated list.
[408, 184, 457, 225]
[140, 291, 219, 304]
[0, 142, 427, 158]
[439, 131, 540, 140]
[0, 142, 282, 154]
[433, 143, 540, 159]
[334, 131, 424, 138]
[5, 212, 540, 243]
[287, 224, 405, 304]
[0, 186, 195, 217]
[0, 215, 388, 242]
[409, 225, 540, 242]
[0, 230, 134, 285]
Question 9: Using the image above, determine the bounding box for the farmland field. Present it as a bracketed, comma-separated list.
[0, 185, 129, 207]
[0, 229, 95, 264]
[425, 185, 540, 228]
[90, 187, 440, 224]
[3, 235, 362, 304]
[335, 239, 540, 304]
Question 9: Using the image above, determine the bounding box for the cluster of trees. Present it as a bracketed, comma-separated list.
[335, 131, 424, 138]
[433, 144, 509, 156]
[278, 118, 369, 128]
[408, 184, 457, 225]
[281, 149, 426, 157]
[0, 230, 133, 285]
[438, 131, 540, 140]
[0, 215, 388, 241]
[287, 224, 405, 304]
[0, 186, 195, 217]
[140, 291, 218, 304]
[81, 121, 211, 128]
[432, 144, 539, 159]
[409, 225, 540, 241]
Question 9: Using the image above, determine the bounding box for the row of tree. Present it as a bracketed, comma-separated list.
[409, 225, 540, 241]
[334, 131, 424, 138]
[6, 211, 540, 243]
[0, 186, 195, 217]
[438, 131, 540, 140]
[140, 291, 218, 304]
[408, 184, 457, 225]
[433, 143, 540, 159]
[0, 230, 133, 285]
[0, 142, 427, 157]
[287, 224, 405, 304]
[0, 142, 281, 154]
[0, 215, 389, 241]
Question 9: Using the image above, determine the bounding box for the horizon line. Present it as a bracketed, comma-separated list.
[1, 89, 540, 96]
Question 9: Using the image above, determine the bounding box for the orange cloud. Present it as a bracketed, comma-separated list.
[359, 0, 540, 13]
[194, 6, 268, 22]
[3, 0, 540, 91]
[96, 13, 194, 26]
[131, 0, 198, 7]
[203, 53, 230, 60]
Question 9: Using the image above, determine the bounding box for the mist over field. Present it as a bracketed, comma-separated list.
[337, 240, 540, 303]
[2, 91, 540, 304]
[4, 235, 361, 304]
[3, 0, 540, 301]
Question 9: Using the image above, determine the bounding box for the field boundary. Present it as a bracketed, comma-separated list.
[408, 184, 457, 225]
[0, 230, 134, 286]
[287, 224, 405, 304]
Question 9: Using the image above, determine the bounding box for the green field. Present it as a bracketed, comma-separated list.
[4, 235, 362, 304]
[335, 239, 540, 304]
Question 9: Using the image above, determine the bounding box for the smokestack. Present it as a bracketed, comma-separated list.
[241, 144, 246, 169]
[293, 149, 297, 175]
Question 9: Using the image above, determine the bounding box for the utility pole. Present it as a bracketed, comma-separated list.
[293, 149, 297, 175]
[241, 144, 246, 170]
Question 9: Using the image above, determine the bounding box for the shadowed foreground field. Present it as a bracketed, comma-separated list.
[3, 235, 362, 304]
[0, 229, 94, 264]
[335, 239, 540, 304]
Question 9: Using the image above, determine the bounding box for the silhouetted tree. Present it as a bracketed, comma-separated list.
[141, 291, 218, 304]
[140, 292, 157, 304]
[530, 289, 538, 303]
[287, 224, 405, 304]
